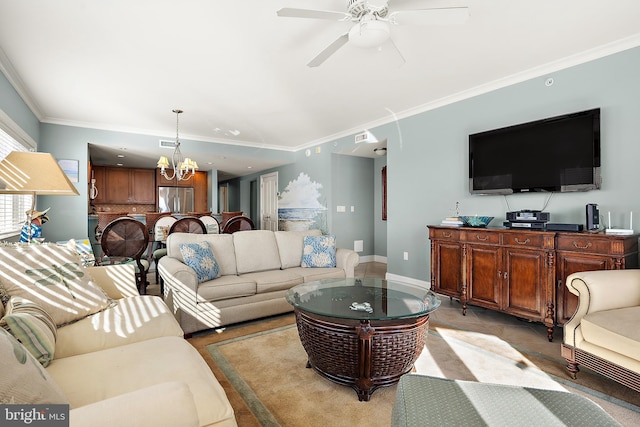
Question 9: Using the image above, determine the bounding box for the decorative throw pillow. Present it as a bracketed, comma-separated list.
[179, 241, 220, 283]
[0, 328, 68, 404]
[1, 296, 57, 367]
[0, 243, 112, 326]
[302, 235, 337, 268]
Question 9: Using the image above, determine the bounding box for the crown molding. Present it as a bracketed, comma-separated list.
[0, 47, 44, 121]
[300, 34, 640, 151]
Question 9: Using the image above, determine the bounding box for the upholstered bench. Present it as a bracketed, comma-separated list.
[391, 374, 620, 426]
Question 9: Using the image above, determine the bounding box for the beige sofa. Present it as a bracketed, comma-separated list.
[561, 269, 640, 393]
[159, 229, 360, 335]
[0, 254, 236, 427]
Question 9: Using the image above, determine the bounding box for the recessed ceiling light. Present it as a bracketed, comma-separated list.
[116, 163, 124, 166]
[247, 166, 252, 169]
[229, 130, 241, 136]
[117, 154, 125, 158]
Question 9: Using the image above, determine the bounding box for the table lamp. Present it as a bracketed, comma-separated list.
[0, 151, 80, 242]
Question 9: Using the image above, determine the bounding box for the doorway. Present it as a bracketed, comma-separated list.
[260, 172, 278, 231]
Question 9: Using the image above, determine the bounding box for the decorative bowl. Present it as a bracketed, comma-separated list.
[459, 215, 494, 228]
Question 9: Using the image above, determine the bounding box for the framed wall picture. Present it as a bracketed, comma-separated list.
[58, 159, 79, 183]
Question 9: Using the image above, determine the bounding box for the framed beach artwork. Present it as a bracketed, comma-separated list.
[57, 159, 79, 183]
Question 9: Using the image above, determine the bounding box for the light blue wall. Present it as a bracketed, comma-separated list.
[331, 154, 374, 253]
[377, 46, 640, 283]
[0, 71, 39, 143]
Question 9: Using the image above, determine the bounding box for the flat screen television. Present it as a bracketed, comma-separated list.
[469, 108, 601, 195]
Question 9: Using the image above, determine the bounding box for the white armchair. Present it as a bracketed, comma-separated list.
[561, 269, 640, 392]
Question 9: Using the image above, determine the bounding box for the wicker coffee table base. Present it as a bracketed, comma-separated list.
[293, 309, 431, 401]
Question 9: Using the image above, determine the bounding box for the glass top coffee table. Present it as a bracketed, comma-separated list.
[285, 278, 440, 401]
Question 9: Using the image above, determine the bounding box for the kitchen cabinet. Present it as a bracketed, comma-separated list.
[194, 171, 208, 212]
[95, 167, 155, 204]
[130, 169, 155, 203]
[429, 225, 639, 341]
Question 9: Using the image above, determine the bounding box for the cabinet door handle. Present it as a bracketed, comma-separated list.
[476, 235, 488, 241]
[514, 238, 530, 245]
[442, 232, 452, 238]
[504, 271, 508, 279]
[497, 271, 501, 279]
[572, 241, 592, 249]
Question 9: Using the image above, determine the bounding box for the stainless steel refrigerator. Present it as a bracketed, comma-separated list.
[158, 187, 194, 214]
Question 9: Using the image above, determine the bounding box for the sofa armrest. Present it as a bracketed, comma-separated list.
[86, 263, 138, 299]
[70, 381, 200, 427]
[158, 256, 199, 294]
[336, 248, 360, 278]
[563, 269, 640, 346]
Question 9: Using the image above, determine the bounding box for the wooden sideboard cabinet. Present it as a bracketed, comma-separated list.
[555, 232, 639, 324]
[428, 225, 639, 341]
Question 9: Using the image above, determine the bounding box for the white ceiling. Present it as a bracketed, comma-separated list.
[1, 0, 640, 177]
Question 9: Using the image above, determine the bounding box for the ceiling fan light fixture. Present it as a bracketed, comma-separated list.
[374, 147, 387, 156]
[348, 20, 390, 48]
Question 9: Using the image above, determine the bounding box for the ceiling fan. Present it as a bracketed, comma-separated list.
[277, 0, 469, 67]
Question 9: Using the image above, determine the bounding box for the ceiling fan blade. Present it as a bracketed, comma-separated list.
[389, 7, 469, 26]
[277, 8, 351, 21]
[307, 33, 349, 68]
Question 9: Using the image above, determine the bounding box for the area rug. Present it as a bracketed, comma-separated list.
[205, 319, 640, 427]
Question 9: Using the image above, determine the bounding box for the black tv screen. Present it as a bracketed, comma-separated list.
[469, 108, 601, 194]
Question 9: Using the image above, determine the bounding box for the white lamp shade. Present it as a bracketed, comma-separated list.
[157, 156, 170, 168]
[0, 152, 79, 195]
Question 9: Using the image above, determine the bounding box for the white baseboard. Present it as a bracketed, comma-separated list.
[385, 273, 431, 289]
[358, 255, 387, 264]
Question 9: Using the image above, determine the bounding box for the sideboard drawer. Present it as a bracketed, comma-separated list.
[556, 236, 611, 254]
[502, 232, 547, 249]
[429, 227, 461, 241]
[463, 229, 500, 244]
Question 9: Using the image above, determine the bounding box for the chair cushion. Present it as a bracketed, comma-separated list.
[581, 306, 640, 362]
[287, 266, 346, 282]
[1, 296, 57, 366]
[197, 275, 257, 302]
[0, 328, 68, 404]
[46, 336, 234, 426]
[274, 229, 322, 269]
[302, 235, 336, 268]
[179, 242, 220, 283]
[54, 295, 184, 359]
[0, 244, 113, 326]
[239, 269, 303, 293]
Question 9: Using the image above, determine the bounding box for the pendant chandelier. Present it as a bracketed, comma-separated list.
[157, 109, 198, 182]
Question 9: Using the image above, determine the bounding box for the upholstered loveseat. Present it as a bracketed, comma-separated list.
[0, 243, 236, 427]
[158, 229, 360, 335]
[561, 269, 640, 392]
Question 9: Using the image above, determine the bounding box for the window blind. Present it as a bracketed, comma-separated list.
[0, 127, 33, 238]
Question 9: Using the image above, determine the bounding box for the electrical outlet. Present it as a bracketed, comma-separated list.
[336, 205, 346, 213]
[403, 251, 409, 261]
